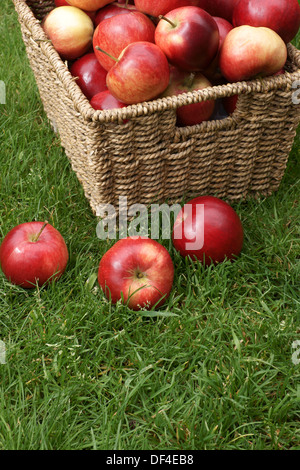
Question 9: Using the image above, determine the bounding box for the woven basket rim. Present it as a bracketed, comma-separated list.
[13, 0, 300, 124]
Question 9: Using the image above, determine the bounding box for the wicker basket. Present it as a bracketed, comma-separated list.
[12, 0, 300, 214]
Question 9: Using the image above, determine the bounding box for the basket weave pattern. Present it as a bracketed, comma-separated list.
[13, 0, 300, 213]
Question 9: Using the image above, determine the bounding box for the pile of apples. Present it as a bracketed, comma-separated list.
[42, 0, 300, 125]
[0, 196, 244, 311]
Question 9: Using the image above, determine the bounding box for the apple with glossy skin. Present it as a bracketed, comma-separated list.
[219, 26, 287, 82]
[233, 0, 300, 44]
[0, 222, 69, 288]
[162, 70, 215, 126]
[203, 16, 233, 82]
[98, 237, 174, 310]
[90, 89, 126, 110]
[134, 0, 202, 17]
[93, 11, 155, 71]
[66, 0, 114, 11]
[172, 196, 243, 265]
[197, 0, 239, 22]
[70, 52, 107, 100]
[155, 7, 219, 72]
[54, 0, 69, 6]
[103, 41, 170, 104]
[43, 6, 94, 61]
[94, 2, 137, 26]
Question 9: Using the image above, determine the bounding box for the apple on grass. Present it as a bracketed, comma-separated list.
[161, 69, 215, 126]
[42, 6, 94, 61]
[0, 222, 69, 288]
[155, 7, 219, 72]
[93, 11, 155, 72]
[70, 52, 108, 100]
[98, 237, 174, 311]
[219, 26, 287, 82]
[172, 196, 244, 266]
[233, 0, 300, 44]
[99, 41, 170, 105]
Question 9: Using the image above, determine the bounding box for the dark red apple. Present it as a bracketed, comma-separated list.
[42, 6, 94, 61]
[54, 0, 69, 6]
[134, 0, 202, 17]
[0, 222, 69, 288]
[203, 16, 233, 82]
[155, 6, 219, 72]
[94, 1, 136, 26]
[197, 0, 239, 22]
[93, 11, 155, 71]
[98, 237, 174, 310]
[219, 25, 287, 82]
[70, 52, 107, 100]
[90, 89, 126, 109]
[161, 70, 215, 126]
[172, 196, 244, 265]
[104, 41, 170, 104]
[233, 0, 300, 44]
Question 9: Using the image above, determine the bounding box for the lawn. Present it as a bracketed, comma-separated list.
[0, 0, 299, 451]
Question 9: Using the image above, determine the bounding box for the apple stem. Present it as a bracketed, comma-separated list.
[158, 15, 177, 28]
[95, 46, 118, 62]
[32, 221, 48, 242]
[185, 72, 196, 89]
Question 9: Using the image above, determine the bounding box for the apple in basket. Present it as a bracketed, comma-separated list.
[70, 52, 108, 100]
[197, 0, 239, 22]
[155, 6, 219, 72]
[133, 0, 203, 17]
[161, 68, 215, 126]
[232, 0, 300, 44]
[65, 0, 115, 11]
[172, 196, 244, 266]
[93, 11, 155, 72]
[98, 237, 174, 310]
[94, 2, 137, 26]
[219, 25, 287, 82]
[99, 41, 170, 104]
[42, 6, 94, 61]
[0, 222, 69, 288]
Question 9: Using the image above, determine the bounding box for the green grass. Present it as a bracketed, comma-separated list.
[0, 0, 299, 450]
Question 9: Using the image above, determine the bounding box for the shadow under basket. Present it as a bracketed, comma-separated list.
[13, 0, 300, 214]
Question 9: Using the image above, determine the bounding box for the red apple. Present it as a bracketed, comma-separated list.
[66, 0, 114, 11]
[197, 0, 239, 22]
[55, 0, 69, 6]
[90, 89, 126, 109]
[93, 11, 155, 71]
[203, 16, 233, 82]
[162, 70, 215, 126]
[155, 7, 219, 72]
[172, 196, 243, 265]
[0, 222, 69, 288]
[98, 237, 174, 310]
[104, 41, 170, 104]
[233, 0, 300, 44]
[94, 2, 137, 26]
[223, 94, 238, 114]
[42, 6, 94, 61]
[219, 25, 287, 82]
[70, 52, 107, 100]
[134, 0, 203, 17]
